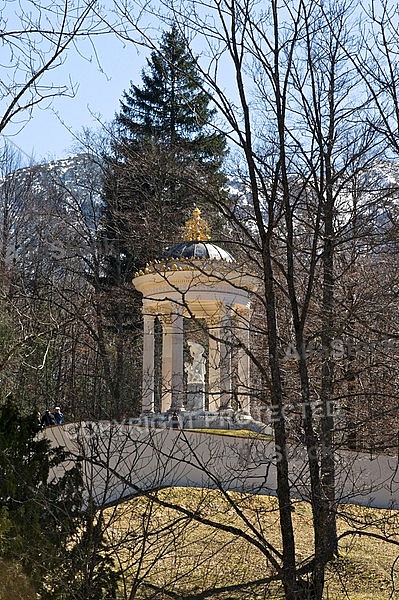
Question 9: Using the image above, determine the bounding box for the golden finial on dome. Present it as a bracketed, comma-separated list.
[184, 207, 211, 241]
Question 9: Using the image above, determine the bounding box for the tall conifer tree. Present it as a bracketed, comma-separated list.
[117, 25, 225, 163]
[103, 25, 227, 284]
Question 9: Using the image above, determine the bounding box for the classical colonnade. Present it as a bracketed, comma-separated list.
[140, 301, 252, 413]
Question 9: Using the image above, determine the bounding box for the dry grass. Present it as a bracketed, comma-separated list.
[2, 489, 398, 599]
[106, 489, 399, 599]
[0, 560, 36, 600]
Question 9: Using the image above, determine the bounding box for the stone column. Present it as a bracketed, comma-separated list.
[219, 306, 233, 411]
[161, 316, 173, 412]
[207, 316, 221, 412]
[161, 310, 185, 411]
[142, 312, 155, 413]
[236, 309, 251, 414]
[171, 310, 185, 410]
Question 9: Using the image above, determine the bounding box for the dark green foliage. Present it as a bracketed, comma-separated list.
[0, 399, 81, 591]
[0, 399, 120, 599]
[103, 25, 227, 282]
[117, 25, 225, 159]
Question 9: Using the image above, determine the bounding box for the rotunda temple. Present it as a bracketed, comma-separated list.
[133, 208, 257, 418]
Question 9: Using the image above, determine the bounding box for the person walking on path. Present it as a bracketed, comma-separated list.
[41, 409, 56, 428]
[53, 406, 63, 425]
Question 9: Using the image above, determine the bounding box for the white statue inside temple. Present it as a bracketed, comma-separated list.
[185, 340, 206, 385]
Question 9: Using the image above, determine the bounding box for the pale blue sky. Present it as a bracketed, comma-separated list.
[2, 6, 238, 168]
[3, 33, 148, 165]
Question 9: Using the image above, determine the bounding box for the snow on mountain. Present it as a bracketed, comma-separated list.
[0, 154, 104, 269]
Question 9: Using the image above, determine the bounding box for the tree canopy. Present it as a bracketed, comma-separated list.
[116, 25, 226, 167]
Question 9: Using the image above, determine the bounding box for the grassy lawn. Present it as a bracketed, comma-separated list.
[106, 488, 399, 599]
[2, 489, 398, 599]
[186, 427, 273, 439]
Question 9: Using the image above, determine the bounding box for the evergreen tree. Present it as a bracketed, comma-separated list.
[103, 25, 227, 284]
[116, 25, 226, 165]
[0, 400, 120, 598]
[0, 399, 81, 592]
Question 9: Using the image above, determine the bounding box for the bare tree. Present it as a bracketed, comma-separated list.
[97, 0, 399, 598]
[0, 0, 105, 135]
